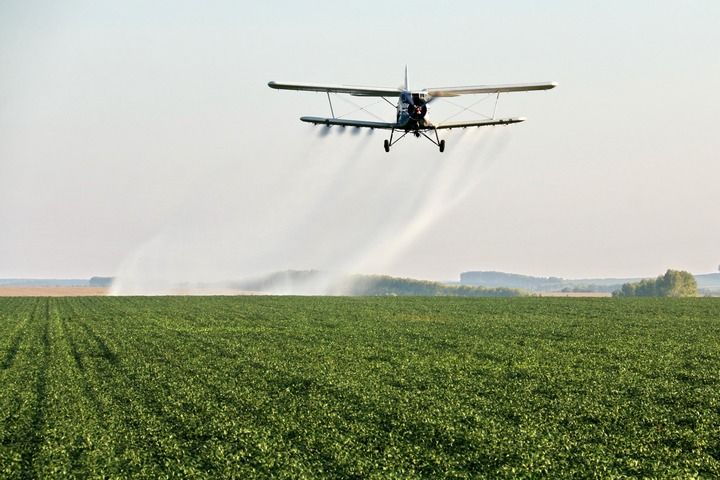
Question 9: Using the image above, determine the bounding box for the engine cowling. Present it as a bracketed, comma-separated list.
[409, 93, 427, 120]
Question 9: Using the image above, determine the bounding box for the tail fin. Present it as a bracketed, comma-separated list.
[404, 65, 409, 90]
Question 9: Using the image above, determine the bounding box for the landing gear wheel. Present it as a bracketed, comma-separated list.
[384, 139, 390, 152]
[439, 139, 446, 153]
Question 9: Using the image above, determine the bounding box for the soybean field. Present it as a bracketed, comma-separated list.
[1, 296, 719, 478]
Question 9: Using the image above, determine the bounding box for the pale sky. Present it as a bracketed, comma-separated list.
[1, 1, 719, 284]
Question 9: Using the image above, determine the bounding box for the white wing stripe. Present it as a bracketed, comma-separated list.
[269, 81, 401, 97]
[426, 82, 557, 97]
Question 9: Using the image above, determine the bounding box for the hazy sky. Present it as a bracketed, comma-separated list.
[1, 1, 719, 283]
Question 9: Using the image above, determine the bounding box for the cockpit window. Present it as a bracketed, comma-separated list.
[411, 92, 427, 104]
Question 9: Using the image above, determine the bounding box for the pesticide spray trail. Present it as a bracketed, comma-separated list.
[111, 131, 377, 295]
[111, 126, 511, 295]
[237, 129, 378, 294]
[341, 128, 510, 284]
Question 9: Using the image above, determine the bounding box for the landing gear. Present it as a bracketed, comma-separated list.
[418, 128, 445, 152]
[384, 128, 407, 152]
[383, 127, 445, 152]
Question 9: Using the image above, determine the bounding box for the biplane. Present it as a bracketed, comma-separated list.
[269, 67, 556, 152]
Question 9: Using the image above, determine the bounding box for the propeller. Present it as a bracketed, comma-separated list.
[425, 93, 440, 104]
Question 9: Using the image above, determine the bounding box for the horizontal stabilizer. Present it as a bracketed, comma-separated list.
[301, 116, 398, 129]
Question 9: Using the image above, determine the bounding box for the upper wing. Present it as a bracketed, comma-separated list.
[432, 117, 526, 130]
[300, 116, 397, 129]
[425, 82, 557, 97]
[269, 81, 401, 97]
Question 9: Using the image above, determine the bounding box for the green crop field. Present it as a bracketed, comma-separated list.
[1, 297, 719, 478]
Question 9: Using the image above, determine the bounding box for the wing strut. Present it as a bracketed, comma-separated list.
[326, 92, 335, 118]
[492, 92, 500, 120]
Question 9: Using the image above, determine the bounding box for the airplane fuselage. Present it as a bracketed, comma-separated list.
[396, 90, 430, 131]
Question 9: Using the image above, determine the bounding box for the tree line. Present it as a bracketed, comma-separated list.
[612, 269, 697, 297]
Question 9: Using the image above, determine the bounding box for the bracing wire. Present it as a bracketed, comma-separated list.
[332, 94, 388, 122]
[437, 94, 495, 124]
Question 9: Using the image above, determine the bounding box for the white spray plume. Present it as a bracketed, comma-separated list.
[110, 126, 511, 295]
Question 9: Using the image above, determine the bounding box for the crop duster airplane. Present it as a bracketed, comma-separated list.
[269, 67, 556, 152]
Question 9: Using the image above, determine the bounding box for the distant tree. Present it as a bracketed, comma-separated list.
[613, 269, 697, 297]
[346, 274, 524, 297]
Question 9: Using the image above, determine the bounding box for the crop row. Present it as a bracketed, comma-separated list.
[0, 296, 719, 478]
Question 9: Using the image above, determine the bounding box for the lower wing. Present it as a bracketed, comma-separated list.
[300, 116, 397, 129]
[432, 117, 526, 130]
[300, 116, 525, 130]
